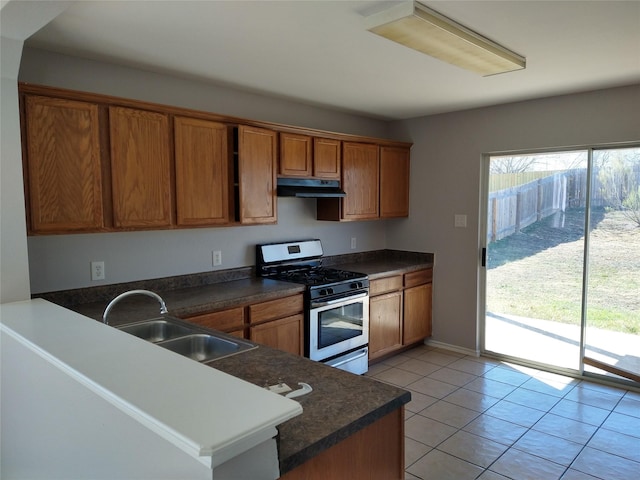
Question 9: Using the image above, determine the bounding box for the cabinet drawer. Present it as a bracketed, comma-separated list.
[404, 269, 433, 288]
[185, 307, 244, 332]
[370, 275, 403, 296]
[249, 295, 304, 324]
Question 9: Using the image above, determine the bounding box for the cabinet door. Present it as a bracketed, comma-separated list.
[250, 314, 303, 356]
[313, 138, 341, 179]
[183, 307, 245, 334]
[369, 291, 403, 360]
[403, 283, 432, 345]
[238, 125, 277, 224]
[342, 142, 379, 219]
[279, 133, 312, 177]
[23, 95, 103, 233]
[109, 106, 172, 228]
[174, 117, 232, 226]
[380, 146, 410, 218]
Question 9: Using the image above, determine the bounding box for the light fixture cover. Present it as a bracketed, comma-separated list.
[365, 1, 525, 76]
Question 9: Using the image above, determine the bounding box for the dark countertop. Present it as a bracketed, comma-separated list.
[331, 259, 433, 279]
[61, 250, 434, 324]
[71, 277, 305, 325]
[39, 250, 432, 474]
[209, 345, 410, 474]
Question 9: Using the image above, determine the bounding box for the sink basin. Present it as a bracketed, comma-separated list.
[116, 316, 257, 362]
[117, 319, 193, 343]
[158, 334, 253, 362]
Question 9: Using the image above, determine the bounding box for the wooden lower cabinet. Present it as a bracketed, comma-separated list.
[250, 314, 303, 356]
[279, 407, 404, 480]
[369, 291, 403, 360]
[248, 294, 304, 356]
[368, 269, 433, 361]
[403, 269, 433, 345]
[183, 294, 304, 355]
[403, 283, 432, 344]
[182, 306, 245, 338]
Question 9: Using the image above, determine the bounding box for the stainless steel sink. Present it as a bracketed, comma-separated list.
[118, 319, 194, 343]
[116, 316, 257, 362]
[158, 333, 250, 362]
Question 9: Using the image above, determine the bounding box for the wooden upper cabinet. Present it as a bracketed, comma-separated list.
[279, 133, 312, 177]
[380, 146, 410, 218]
[109, 106, 172, 228]
[341, 142, 380, 220]
[279, 134, 340, 180]
[313, 137, 341, 179]
[23, 95, 104, 233]
[238, 125, 277, 224]
[174, 117, 232, 226]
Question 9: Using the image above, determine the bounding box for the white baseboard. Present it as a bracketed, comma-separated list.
[424, 339, 479, 357]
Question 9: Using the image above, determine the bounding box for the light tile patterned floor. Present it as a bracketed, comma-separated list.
[366, 345, 640, 480]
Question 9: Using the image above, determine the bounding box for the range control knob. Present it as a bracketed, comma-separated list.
[350, 281, 363, 289]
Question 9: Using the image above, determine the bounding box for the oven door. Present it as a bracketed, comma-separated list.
[308, 292, 369, 362]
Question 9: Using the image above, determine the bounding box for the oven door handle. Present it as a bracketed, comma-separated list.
[326, 348, 368, 369]
[312, 292, 368, 308]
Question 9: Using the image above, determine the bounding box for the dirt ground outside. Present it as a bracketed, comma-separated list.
[486, 207, 640, 335]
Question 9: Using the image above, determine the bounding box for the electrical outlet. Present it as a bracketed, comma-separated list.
[454, 214, 468, 228]
[91, 261, 105, 281]
[351, 237, 357, 249]
[212, 250, 222, 266]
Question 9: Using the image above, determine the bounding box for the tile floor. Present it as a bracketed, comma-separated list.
[366, 345, 640, 480]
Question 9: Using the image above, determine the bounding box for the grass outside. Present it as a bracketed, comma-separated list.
[487, 208, 640, 334]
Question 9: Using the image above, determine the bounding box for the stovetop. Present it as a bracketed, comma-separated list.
[268, 266, 369, 301]
[269, 266, 366, 287]
[256, 239, 369, 300]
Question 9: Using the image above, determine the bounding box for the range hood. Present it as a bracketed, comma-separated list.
[277, 178, 346, 198]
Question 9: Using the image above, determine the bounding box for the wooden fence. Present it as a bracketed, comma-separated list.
[488, 170, 589, 242]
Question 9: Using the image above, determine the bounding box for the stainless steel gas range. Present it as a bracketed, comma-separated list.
[256, 239, 369, 374]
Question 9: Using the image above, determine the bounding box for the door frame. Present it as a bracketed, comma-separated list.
[478, 143, 640, 388]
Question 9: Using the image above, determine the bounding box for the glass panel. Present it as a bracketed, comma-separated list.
[584, 147, 640, 383]
[318, 303, 363, 349]
[485, 151, 588, 370]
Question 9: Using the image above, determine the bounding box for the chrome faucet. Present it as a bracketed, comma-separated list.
[102, 289, 169, 324]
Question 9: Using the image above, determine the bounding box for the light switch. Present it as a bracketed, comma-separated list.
[454, 214, 467, 228]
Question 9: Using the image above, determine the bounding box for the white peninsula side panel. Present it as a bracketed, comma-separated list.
[0, 299, 302, 479]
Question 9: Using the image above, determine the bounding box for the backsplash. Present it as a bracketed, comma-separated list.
[34, 250, 433, 308]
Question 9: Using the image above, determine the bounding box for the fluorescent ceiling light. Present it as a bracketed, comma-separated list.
[365, 1, 525, 76]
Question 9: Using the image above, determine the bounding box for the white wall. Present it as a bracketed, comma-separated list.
[0, 1, 73, 303]
[18, 48, 393, 293]
[0, 38, 31, 303]
[388, 85, 640, 352]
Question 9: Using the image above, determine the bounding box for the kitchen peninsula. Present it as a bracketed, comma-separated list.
[24, 250, 432, 478]
[2, 298, 409, 479]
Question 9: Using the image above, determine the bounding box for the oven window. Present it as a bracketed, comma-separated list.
[317, 303, 364, 349]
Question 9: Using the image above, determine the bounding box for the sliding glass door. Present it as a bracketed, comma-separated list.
[482, 145, 640, 385]
[583, 147, 640, 382]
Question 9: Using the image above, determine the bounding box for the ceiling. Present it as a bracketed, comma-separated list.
[24, 0, 640, 120]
